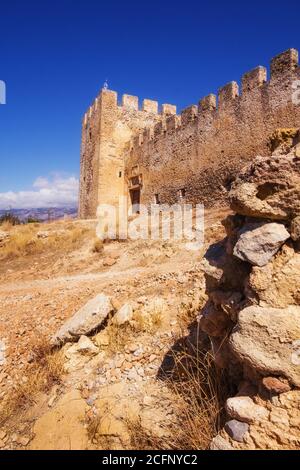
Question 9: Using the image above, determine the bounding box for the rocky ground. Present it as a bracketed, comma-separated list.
[0, 129, 300, 451]
[0, 209, 226, 450]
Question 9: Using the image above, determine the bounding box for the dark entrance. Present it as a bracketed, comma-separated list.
[130, 188, 141, 213]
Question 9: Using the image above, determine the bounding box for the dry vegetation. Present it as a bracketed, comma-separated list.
[128, 348, 227, 450]
[0, 338, 64, 427]
[0, 220, 94, 261]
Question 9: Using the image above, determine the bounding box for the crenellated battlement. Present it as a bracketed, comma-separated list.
[79, 48, 300, 218]
[127, 48, 300, 156]
[82, 89, 177, 130]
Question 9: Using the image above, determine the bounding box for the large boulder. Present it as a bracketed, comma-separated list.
[229, 305, 300, 387]
[229, 154, 300, 221]
[52, 294, 114, 345]
[233, 221, 290, 267]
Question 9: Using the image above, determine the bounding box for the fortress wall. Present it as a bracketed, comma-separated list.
[79, 89, 176, 218]
[125, 49, 300, 208]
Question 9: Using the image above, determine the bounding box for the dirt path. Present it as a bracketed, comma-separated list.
[0, 266, 151, 293]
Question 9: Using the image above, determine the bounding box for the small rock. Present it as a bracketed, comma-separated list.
[94, 330, 110, 347]
[76, 336, 99, 356]
[0, 231, 9, 243]
[233, 222, 290, 267]
[103, 257, 117, 267]
[113, 303, 134, 326]
[210, 435, 234, 450]
[226, 396, 269, 424]
[37, 231, 50, 239]
[137, 367, 145, 377]
[225, 419, 249, 442]
[262, 377, 291, 395]
[127, 343, 139, 353]
[127, 368, 139, 381]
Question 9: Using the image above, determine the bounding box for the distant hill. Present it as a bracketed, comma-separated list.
[0, 207, 78, 223]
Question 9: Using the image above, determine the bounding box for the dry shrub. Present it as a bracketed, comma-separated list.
[92, 238, 104, 253]
[103, 322, 134, 354]
[133, 307, 163, 333]
[165, 349, 226, 449]
[0, 338, 64, 426]
[128, 337, 228, 450]
[0, 225, 42, 259]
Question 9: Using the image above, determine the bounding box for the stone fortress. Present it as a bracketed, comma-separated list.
[79, 48, 300, 219]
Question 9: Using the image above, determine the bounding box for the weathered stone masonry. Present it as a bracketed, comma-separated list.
[79, 49, 300, 218]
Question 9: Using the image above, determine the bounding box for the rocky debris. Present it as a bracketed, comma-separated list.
[75, 336, 99, 355]
[261, 377, 291, 395]
[103, 256, 118, 267]
[224, 420, 249, 443]
[199, 142, 300, 450]
[233, 222, 290, 266]
[52, 294, 114, 345]
[112, 302, 134, 326]
[202, 240, 251, 292]
[94, 330, 110, 347]
[230, 305, 300, 387]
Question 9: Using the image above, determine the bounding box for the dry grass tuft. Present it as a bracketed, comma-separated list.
[0, 338, 64, 427]
[86, 413, 102, 443]
[128, 337, 228, 450]
[103, 322, 134, 354]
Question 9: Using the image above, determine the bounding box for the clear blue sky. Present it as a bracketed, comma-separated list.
[0, 0, 300, 207]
